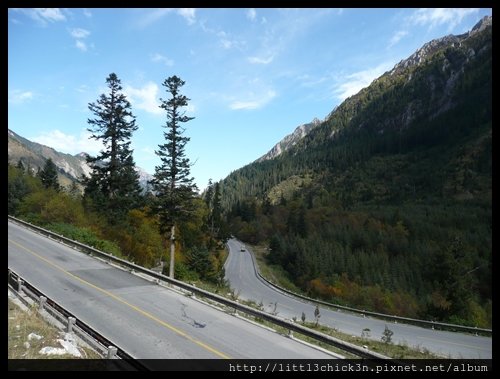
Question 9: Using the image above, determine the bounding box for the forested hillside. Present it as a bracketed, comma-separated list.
[220, 17, 491, 327]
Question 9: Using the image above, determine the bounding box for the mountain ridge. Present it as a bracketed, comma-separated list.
[257, 117, 322, 162]
[254, 16, 491, 169]
[8, 129, 153, 190]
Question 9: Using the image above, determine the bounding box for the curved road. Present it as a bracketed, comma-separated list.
[8, 220, 335, 359]
[224, 239, 492, 358]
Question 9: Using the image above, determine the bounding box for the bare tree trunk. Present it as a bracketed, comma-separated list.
[168, 225, 175, 279]
[169, 224, 175, 279]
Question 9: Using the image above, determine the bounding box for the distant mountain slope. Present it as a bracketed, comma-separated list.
[218, 17, 491, 326]
[7, 129, 153, 190]
[257, 118, 322, 162]
[221, 15, 492, 210]
[8, 129, 92, 188]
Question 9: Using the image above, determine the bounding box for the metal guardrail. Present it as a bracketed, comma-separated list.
[239, 240, 492, 336]
[8, 216, 388, 359]
[8, 268, 148, 370]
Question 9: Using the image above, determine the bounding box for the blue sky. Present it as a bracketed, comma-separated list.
[8, 8, 492, 191]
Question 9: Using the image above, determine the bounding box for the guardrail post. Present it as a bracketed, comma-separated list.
[67, 317, 76, 333]
[17, 278, 24, 293]
[107, 346, 118, 359]
[39, 296, 47, 310]
[288, 319, 294, 338]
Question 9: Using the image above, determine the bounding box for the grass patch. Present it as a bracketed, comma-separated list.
[232, 298, 440, 359]
[184, 279, 231, 297]
[250, 244, 303, 293]
[45, 222, 123, 257]
[8, 298, 101, 359]
[299, 321, 440, 359]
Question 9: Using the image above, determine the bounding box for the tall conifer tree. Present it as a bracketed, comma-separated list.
[84, 73, 141, 221]
[151, 75, 198, 278]
[39, 158, 60, 191]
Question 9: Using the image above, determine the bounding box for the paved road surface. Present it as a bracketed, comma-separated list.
[8, 220, 336, 359]
[224, 239, 492, 358]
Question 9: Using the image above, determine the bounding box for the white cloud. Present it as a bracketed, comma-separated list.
[177, 8, 196, 25]
[246, 8, 257, 21]
[137, 9, 172, 28]
[248, 55, 274, 65]
[298, 74, 329, 88]
[410, 8, 479, 31]
[151, 53, 174, 67]
[70, 28, 90, 39]
[136, 8, 196, 28]
[230, 89, 276, 110]
[76, 85, 89, 93]
[69, 27, 91, 52]
[141, 146, 156, 155]
[14, 8, 66, 26]
[221, 39, 233, 49]
[124, 82, 162, 115]
[35, 8, 66, 22]
[83, 8, 92, 18]
[200, 22, 245, 51]
[185, 103, 196, 114]
[334, 62, 393, 101]
[75, 40, 87, 52]
[32, 129, 105, 156]
[388, 30, 408, 49]
[8, 90, 34, 104]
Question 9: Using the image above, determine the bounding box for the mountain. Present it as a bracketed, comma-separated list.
[8, 129, 153, 191]
[8, 129, 92, 189]
[257, 117, 322, 162]
[135, 166, 154, 191]
[219, 17, 491, 326]
[221, 15, 491, 208]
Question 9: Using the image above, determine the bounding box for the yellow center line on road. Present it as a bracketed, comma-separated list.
[8, 238, 231, 359]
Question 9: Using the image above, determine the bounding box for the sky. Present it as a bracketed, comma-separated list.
[8, 8, 492, 191]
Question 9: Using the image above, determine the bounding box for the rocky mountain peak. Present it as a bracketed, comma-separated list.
[8, 129, 153, 192]
[470, 15, 492, 35]
[258, 118, 322, 162]
[390, 16, 491, 76]
[391, 34, 461, 74]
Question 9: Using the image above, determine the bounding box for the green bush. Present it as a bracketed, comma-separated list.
[46, 223, 122, 257]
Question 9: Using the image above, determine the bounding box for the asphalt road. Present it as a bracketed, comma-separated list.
[8, 220, 336, 359]
[224, 239, 492, 358]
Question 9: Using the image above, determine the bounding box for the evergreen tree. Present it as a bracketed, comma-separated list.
[151, 75, 198, 279]
[68, 181, 81, 199]
[212, 182, 224, 238]
[39, 158, 60, 191]
[204, 179, 214, 209]
[207, 181, 225, 241]
[83, 73, 142, 221]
